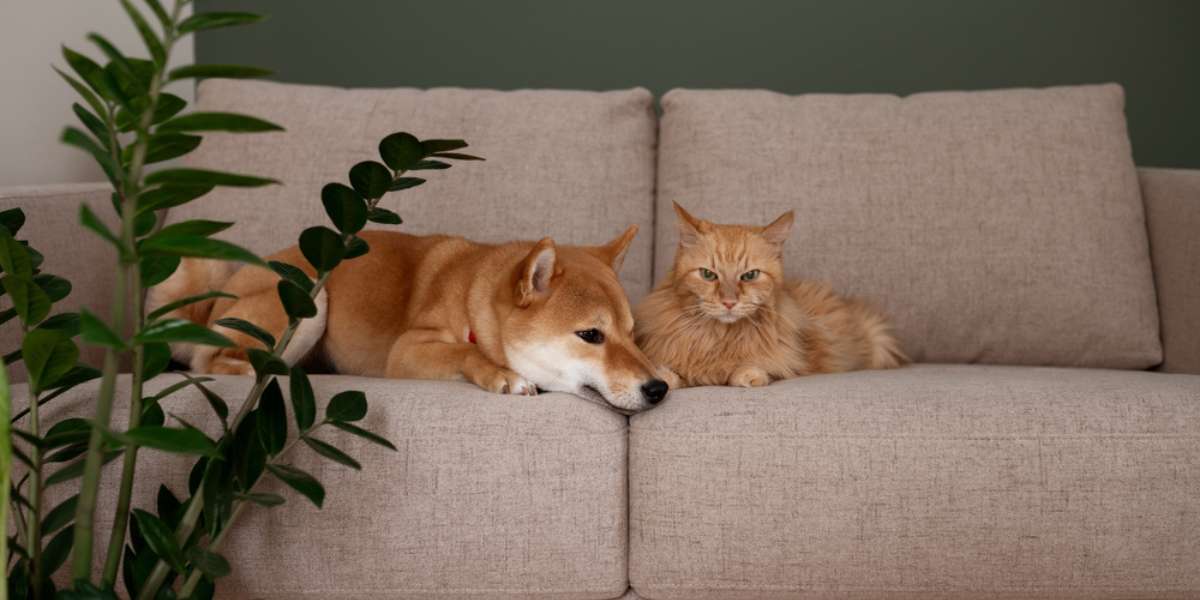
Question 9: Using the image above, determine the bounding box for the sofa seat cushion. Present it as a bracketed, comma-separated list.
[655, 84, 1161, 367]
[629, 365, 1200, 599]
[170, 80, 658, 302]
[22, 374, 629, 600]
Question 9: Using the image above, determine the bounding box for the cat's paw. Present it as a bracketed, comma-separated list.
[730, 366, 770, 388]
[656, 365, 684, 390]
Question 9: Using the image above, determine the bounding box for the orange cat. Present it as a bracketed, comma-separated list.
[634, 203, 906, 388]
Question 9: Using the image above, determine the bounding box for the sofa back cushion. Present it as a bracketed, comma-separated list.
[169, 80, 658, 301]
[655, 84, 1161, 367]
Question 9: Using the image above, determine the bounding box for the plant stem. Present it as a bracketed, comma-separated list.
[72, 0, 183, 583]
[100, 265, 145, 585]
[70, 286, 125, 581]
[25, 390, 44, 596]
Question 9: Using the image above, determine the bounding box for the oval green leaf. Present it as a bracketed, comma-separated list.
[22, 329, 79, 394]
[257, 378, 287, 455]
[303, 436, 361, 470]
[186, 547, 232, 579]
[321, 183, 367, 234]
[289, 366, 316, 431]
[134, 318, 233, 347]
[276, 280, 316, 321]
[146, 290, 236, 322]
[407, 159, 451, 170]
[120, 426, 218, 456]
[420, 139, 468, 154]
[145, 168, 278, 188]
[138, 133, 203, 165]
[41, 494, 80, 536]
[153, 219, 233, 239]
[348, 161, 391, 200]
[266, 464, 324, 508]
[168, 64, 272, 81]
[178, 11, 265, 34]
[268, 260, 313, 293]
[140, 253, 181, 287]
[298, 226, 344, 272]
[389, 176, 425, 191]
[366, 207, 402, 225]
[213, 316, 275, 349]
[378, 132, 423, 171]
[132, 509, 185, 571]
[329, 421, 397, 451]
[157, 112, 283, 133]
[80, 309, 125, 350]
[140, 233, 265, 267]
[137, 184, 211, 214]
[326, 390, 367, 423]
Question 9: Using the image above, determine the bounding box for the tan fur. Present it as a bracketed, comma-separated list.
[151, 227, 666, 412]
[634, 203, 906, 388]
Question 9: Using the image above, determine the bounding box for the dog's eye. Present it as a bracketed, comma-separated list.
[575, 329, 605, 344]
[740, 269, 760, 281]
[699, 268, 718, 281]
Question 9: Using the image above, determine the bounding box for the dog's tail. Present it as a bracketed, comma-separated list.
[145, 258, 239, 365]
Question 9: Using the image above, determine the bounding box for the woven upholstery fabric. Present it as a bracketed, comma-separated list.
[1139, 167, 1200, 374]
[20, 375, 629, 600]
[629, 365, 1200, 599]
[655, 84, 1161, 367]
[0, 183, 120, 380]
[170, 80, 658, 301]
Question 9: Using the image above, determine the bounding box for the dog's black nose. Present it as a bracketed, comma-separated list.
[641, 379, 669, 405]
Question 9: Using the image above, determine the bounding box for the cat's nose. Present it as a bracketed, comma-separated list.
[641, 379, 669, 405]
[722, 301, 737, 309]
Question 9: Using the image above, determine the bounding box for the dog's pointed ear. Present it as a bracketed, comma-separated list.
[592, 224, 638, 273]
[761, 210, 795, 245]
[673, 201, 706, 247]
[516, 237, 557, 307]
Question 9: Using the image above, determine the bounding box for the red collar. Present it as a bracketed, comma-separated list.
[468, 330, 477, 344]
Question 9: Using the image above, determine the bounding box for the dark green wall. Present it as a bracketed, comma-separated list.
[196, 0, 1199, 168]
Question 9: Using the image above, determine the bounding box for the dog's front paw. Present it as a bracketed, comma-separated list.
[477, 366, 538, 396]
[730, 366, 770, 388]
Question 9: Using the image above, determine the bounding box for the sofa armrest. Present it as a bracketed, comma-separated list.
[0, 183, 120, 380]
[1139, 168, 1200, 374]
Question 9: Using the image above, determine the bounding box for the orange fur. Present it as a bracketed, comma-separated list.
[149, 227, 668, 412]
[634, 203, 906, 388]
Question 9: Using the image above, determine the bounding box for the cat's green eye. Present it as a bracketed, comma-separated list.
[699, 268, 718, 281]
[740, 269, 760, 282]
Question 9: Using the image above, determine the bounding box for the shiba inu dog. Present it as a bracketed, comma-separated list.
[147, 226, 669, 413]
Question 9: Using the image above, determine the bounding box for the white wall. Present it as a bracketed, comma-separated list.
[0, 1, 193, 186]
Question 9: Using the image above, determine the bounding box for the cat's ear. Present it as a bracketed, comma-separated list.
[517, 237, 557, 307]
[592, 224, 638, 273]
[761, 210, 795, 245]
[673, 202, 706, 247]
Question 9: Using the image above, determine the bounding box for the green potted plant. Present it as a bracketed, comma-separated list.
[5, 2, 481, 598]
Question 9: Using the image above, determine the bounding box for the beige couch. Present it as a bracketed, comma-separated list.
[4, 80, 1198, 599]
